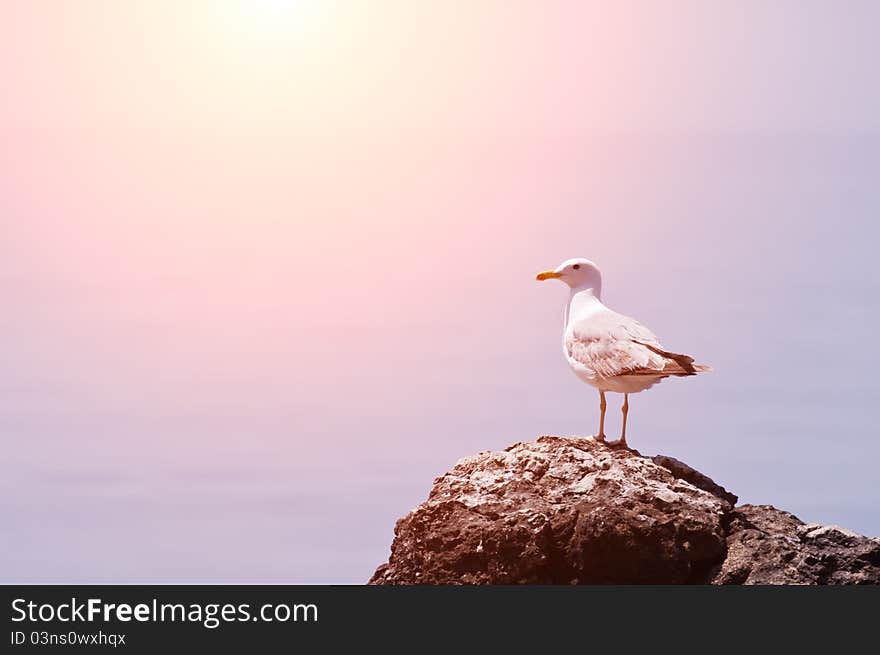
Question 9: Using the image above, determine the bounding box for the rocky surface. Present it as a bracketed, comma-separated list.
[713, 505, 880, 584]
[369, 436, 880, 585]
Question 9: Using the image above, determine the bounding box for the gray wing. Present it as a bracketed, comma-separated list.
[566, 310, 692, 379]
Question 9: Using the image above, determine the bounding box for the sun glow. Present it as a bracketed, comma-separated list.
[139, 0, 357, 126]
[214, 0, 323, 37]
[247, 0, 312, 23]
[254, 0, 300, 12]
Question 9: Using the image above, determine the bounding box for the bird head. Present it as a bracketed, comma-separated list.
[536, 258, 602, 296]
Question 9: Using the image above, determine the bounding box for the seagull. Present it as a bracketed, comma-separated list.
[536, 258, 710, 447]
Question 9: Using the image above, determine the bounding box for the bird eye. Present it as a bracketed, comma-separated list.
[572, 264, 580, 270]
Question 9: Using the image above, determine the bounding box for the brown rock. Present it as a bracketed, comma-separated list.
[711, 504, 880, 585]
[651, 454, 738, 508]
[370, 436, 880, 585]
[370, 436, 728, 584]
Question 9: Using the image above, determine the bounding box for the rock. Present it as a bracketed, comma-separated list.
[711, 505, 880, 585]
[370, 436, 728, 584]
[369, 436, 880, 585]
[651, 454, 738, 508]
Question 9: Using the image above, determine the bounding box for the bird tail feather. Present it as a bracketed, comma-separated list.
[632, 341, 711, 376]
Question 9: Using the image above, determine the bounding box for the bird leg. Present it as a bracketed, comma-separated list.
[619, 393, 629, 446]
[593, 390, 607, 442]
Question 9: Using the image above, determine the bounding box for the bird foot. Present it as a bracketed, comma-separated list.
[605, 438, 629, 449]
[592, 434, 607, 443]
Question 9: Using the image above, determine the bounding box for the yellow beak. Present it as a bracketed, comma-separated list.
[536, 270, 562, 281]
